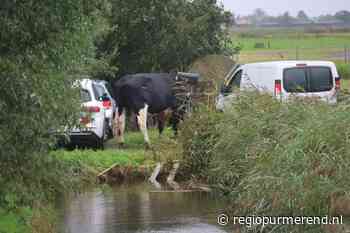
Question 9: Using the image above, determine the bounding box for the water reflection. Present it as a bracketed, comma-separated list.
[60, 184, 229, 233]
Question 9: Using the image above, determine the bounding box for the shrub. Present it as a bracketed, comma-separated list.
[336, 62, 350, 80]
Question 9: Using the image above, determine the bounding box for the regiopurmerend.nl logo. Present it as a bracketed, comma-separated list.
[217, 214, 343, 228]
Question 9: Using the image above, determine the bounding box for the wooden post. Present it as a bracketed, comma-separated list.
[345, 46, 348, 64]
[296, 46, 299, 60]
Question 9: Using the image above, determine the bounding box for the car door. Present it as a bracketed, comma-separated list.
[216, 69, 243, 111]
[282, 66, 335, 103]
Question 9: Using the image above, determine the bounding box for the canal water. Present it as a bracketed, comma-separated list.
[58, 183, 230, 233]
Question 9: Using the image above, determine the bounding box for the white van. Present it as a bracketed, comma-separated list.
[216, 61, 341, 111]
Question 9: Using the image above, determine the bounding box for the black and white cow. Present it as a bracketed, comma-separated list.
[111, 73, 179, 146]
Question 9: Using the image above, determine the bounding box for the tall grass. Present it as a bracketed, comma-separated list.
[182, 92, 350, 232]
[336, 61, 350, 80]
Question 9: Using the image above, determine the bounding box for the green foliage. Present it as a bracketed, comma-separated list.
[336, 61, 350, 80]
[0, 208, 31, 233]
[335, 10, 350, 23]
[0, 0, 109, 231]
[183, 92, 350, 232]
[98, 0, 232, 75]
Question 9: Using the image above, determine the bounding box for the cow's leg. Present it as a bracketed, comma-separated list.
[114, 108, 126, 145]
[170, 109, 181, 136]
[157, 111, 166, 136]
[136, 104, 150, 146]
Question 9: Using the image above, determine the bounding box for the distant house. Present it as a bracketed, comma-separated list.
[291, 19, 314, 26]
[235, 16, 252, 26]
[256, 21, 280, 27]
[314, 19, 345, 25]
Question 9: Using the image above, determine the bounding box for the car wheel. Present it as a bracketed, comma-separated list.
[103, 121, 109, 141]
[96, 137, 104, 150]
[95, 134, 105, 150]
[94, 122, 107, 150]
[107, 124, 114, 139]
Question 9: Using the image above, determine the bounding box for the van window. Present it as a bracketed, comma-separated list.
[283, 66, 333, 93]
[309, 67, 333, 92]
[283, 68, 307, 92]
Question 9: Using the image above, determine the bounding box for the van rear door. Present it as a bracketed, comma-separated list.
[282, 66, 337, 103]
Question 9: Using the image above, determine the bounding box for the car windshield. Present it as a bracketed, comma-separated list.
[283, 66, 333, 93]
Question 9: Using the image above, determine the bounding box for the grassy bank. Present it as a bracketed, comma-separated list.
[1, 129, 179, 233]
[181, 93, 350, 232]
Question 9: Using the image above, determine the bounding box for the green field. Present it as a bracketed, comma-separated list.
[232, 30, 350, 63]
[235, 34, 350, 51]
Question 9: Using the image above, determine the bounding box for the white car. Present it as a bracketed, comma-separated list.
[216, 61, 341, 111]
[67, 79, 111, 149]
[94, 80, 117, 137]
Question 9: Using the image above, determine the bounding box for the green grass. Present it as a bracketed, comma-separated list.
[53, 149, 147, 171]
[343, 79, 350, 89]
[52, 128, 180, 172]
[235, 35, 350, 51]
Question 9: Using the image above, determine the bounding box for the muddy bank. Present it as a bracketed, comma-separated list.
[96, 160, 210, 192]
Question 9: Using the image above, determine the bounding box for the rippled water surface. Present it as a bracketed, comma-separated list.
[59, 184, 230, 233]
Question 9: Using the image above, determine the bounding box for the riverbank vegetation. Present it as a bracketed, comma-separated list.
[0, 1, 103, 232]
[0, 0, 230, 232]
[181, 93, 350, 232]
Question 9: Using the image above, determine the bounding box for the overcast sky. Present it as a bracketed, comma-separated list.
[219, 0, 348, 17]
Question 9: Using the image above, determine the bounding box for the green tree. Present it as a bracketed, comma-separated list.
[0, 0, 105, 208]
[335, 10, 350, 22]
[251, 8, 268, 24]
[98, 0, 231, 76]
[277, 11, 295, 25]
[297, 10, 310, 21]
